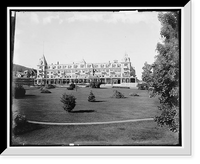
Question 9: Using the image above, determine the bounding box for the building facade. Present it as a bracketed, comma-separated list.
[35, 54, 136, 86]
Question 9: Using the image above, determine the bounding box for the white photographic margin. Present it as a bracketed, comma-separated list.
[3, 3, 191, 156]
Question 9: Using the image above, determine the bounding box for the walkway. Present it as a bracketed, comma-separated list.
[28, 118, 154, 126]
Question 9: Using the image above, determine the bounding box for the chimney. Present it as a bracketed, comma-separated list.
[57, 61, 59, 65]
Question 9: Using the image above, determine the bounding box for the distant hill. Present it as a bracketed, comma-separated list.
[13, 64, 37, 73]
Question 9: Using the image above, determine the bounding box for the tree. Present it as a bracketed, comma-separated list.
[130, 66, 136, 77]
[142, 11, 180, 132]
[142, 62, 153, 87]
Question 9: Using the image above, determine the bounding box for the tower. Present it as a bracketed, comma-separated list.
[37, 55, 48, 85]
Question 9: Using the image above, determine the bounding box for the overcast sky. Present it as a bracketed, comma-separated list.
[13, 11, 162, 79]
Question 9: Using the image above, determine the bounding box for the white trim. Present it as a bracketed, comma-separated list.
[7, 7, 183, 10]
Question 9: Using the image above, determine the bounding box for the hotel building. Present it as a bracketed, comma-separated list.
[35, 54, 137, 87]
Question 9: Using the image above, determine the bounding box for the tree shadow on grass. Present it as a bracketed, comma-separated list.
[71, 110, 95, 113]
[23, 95, 37, 99]
[25, 95, 36, 97]
[92, 100, 107, 102]
[14, 95, 36, 99]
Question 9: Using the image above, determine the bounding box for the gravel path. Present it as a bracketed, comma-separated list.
[28, 118, 154, 126]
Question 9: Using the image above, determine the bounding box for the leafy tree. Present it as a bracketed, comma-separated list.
[142, 11, 180, 132]
[130, 66, 136, 77]
[142, 62, 153, 87]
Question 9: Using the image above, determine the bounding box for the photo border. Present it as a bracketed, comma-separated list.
[3, 3, 191, 156]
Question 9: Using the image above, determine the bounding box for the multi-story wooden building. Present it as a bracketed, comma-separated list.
[35, 54, 137, 86]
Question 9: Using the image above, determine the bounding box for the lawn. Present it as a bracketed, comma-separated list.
[12, 120, 180, 146]
[12, 87, 161, 123]
[11, 86, 180, 146]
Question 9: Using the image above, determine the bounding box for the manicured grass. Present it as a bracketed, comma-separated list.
[12, 120, 179, 146]
[12, 86, 180, 146]
[12, 87, 161, 123]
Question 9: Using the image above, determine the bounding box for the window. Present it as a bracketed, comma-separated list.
[112, 64, 116, 67]
[117, 64, 121, 67]
[106, 64, 110, 68]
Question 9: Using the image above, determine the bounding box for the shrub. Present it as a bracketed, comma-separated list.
[88, 90, 96, 102]
[13, 113, 40, 136]
[41, 89, 51, 93]
[111, 90, 125, 98]
[137, 83, 148, 90]
[14, 113, 27, 126]
[67, 83, 75, 90]
[46, 84, 56, 89]
[129, 92, 139, 96]
[14, 85, 26, 98]
[60, 93, 76, 112]
[70, 83, 75, 89]
[89, 81, 102, 88]
[13, 113, 28, 135]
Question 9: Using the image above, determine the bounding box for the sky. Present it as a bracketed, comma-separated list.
[13, 11, 162, 79]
